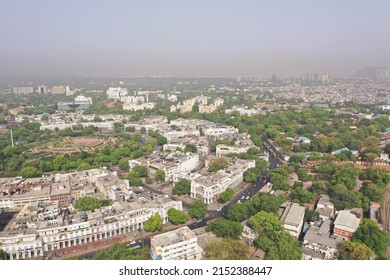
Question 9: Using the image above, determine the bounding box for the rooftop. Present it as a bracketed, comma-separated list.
[151, 226, 196, 247]
[334, 210, 361, 231]
[280, 202, 305, 227]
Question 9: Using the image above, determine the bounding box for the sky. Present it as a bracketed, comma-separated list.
[0, 0, 389, 78]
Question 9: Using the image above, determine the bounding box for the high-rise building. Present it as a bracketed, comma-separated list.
[37, 85, 48, 94]
[12, 86, 34, 94]
[301, 73, 329, 82]
[363, 67, 388, 80]
[50, 86, 66, 94]
[106, 87, 128, 100]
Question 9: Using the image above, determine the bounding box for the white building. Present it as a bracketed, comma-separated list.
[175, 158, 255, 204]
[0, 196, 182, 260]
[150, 226, 203, 260]
[315, 195, 334, 220]
[203, 126, 238, 138]
[216, 139, 255, 156]
[106, 87, 128, 100]
[123, 102, 155, 111]
[121, 95, 146, 103]
[303, 219, 343, 260]
[279, 202, 305, 238]
[333, 210, 361, 239]
[129, 152, 200, 182]
[12, 86, 34, 95]
[74, 95, 92, 104]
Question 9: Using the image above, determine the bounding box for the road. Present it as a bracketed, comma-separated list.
[382, 185, 390, 257]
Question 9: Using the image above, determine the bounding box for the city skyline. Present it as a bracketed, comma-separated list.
[0, 0, 389, 78]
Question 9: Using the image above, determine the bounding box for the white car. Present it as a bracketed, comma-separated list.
[241, 195, 245, 199]
[237, 200, 241, 204]
[246, 196, 250, 200]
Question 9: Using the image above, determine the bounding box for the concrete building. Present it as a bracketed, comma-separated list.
[12, 87, 34, 95]
[50, 86, 66, 94]
[333, 210, 361, 239]
[150, 226, 203, 260]
[175, 158, 255, 204]
[279, 202, 305, 238]
[303, 219, 343, 260]
[121, 95, 145, 103]
[37, 85, 48, 94]
[216, 138, 255, 156]
[0, 193, 182, 260]
[129, 152, 200, 182]
[315, 195, 334, 220]
[106, 87, 128, 100]
[57, 95, 92, 111]
[203, 125, 238, 138]
[123, 102, 155, 111]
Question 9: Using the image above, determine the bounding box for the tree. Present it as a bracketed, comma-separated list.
[74, 197, 112, 212]
[93, 243, 150, 260]
[205, 238, 250, 260]
[129, 177, 143, 186]
[206, 218, 243, 239]
[353, 219, 390, 256]
[184, 144, 197, 153]
[167, 208, 189, 225]
[243, 169, 257, 182]
[155, 169, 165, 181]
[188, 200, 208, 219]
[218, 188, 234, 203]
[0, 249, 4, 260]
[118, 158, 130, 171]
[337, 240, 374, 260]
[19, 166, 41, 178]
[144, 213, 163, 232]
[249, 211, 302, 260]
[246, 193, 286, 216]
[226, 203, 249, 222]
[290, 187, 313, 204]
[172, 179, 191, 195]
[361, 183, 385, 203]
[208, 157, 229, 172]
[132, 165, 148, 177]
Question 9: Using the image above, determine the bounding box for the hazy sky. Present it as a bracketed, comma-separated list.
[1, 0, 389, 77]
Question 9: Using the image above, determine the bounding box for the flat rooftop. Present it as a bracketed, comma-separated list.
[280, 203, 305, 227]
[151, 226, 196, 247]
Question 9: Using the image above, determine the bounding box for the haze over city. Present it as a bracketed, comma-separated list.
[1, 0, 389, 78]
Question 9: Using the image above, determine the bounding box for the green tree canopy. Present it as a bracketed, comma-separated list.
[226, 203, 249, 222]
[184, 144, 197, 153]
[172, 179, 191, 195]
[218, 188, 235, 203]
[243, 168, 257, 182]
[188, 200, 208, 219]
[208, 157, 229, 172]
[352, 219, 390, 256]
[19, 166, 41, 178]
[74, 197, 113, 212]
[337, 240, 375, 260]
[132, 165, 149, 177]
[206, 218, 243, 239]
[93, 243, 150, 260]
[155, 169, 165, 181]
[205, 238, 250, 260]
[249, 211, 302, 260]
[167, 208, 189, 225]
[144, 213, 163, 232]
